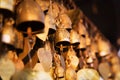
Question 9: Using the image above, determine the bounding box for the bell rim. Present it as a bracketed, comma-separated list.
[0, 9, 14, 18]
[16, 21, 44, 34]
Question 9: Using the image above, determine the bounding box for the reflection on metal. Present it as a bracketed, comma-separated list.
[0, 0, 120, 80]
[16, 0, 45, 34]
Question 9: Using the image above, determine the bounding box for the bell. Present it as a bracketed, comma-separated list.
[16, 0, 45, 34]
[45, 14, 56, 35]
[77, 35, 86, 50]
[65, 67, 77, 80]
[70, 30, 80, 46]
[74, 19, 87, 36]
[56, 13, 72, 31]
[36, 15, 50, 41]
[97, 37, 111, 57]
[46, 1, 57, 34]
[55, 28, 70, 49]
[1, 18, 16, 50]
[0, 0, 15, 17]
[86, 57, 93, 64]
[35, 0, 50, 13]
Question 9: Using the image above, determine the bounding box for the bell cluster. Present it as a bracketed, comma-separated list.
[0, 0, 120, 80]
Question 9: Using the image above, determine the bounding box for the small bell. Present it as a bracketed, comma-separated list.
[0, 0, 15, 17]
[1, 18, 16, 50]
[56, 13, 72, 31]
[70, 29, 80, 46]
[35, 0, 50, 13]
[55, 28, 70, 52]
[74, 19, 87, 36]
[97, 37, 111, 57]
[16, 0, 45, 34]
[77, 35, 86, 51]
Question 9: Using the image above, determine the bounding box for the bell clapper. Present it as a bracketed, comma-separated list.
[27, 27, 34, 68]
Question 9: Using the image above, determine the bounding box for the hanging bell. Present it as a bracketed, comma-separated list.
[35, 0, 50, 14]
[45, 14, 56, 35]
[16, 0, 45, 34]
[74, 19, 87, 36]
[46, 1, 57, 34]
[55, 28, 70, 50]
[0, 0, 15, 17]
[36, 14, 50, 41]
[77, 35, 86, 51]
[97, 37, 111, 57]
[1, 18, 16, 50]
[56, 13, 72, 31]
[70, 29, 80, 46]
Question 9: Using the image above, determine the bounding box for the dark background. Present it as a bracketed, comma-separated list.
[74, 0, 120, 50]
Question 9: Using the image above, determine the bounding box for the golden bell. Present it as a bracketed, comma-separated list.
[57, 13, 72, 31]
[70, 30, 80, 46]
[55, 28, 70, 47]
[16, 0, 45, 34]
[97, 37, 111, 57]
[0, 0, 15, 17]
[36, 15, 50, 41]
[74, 19, 87, 36]
[77, 35, 86, 50]
[45, 14, 56, 35]
[1, 18, 16, 49]
[46, 1, 57, 34]
[35, 0, 50, 12]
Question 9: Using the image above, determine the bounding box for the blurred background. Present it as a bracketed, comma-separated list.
[74, 0, 120, 50]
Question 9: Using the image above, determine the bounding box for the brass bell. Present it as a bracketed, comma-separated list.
[1, 18, 16, 50]
[46, 1, 57, 34]
[97, 37, 111, 57]
[45, 14, 56, 35]
[36, 15, 50, 41]
[74, 19, 87, 36]
[77, 35, 86, 50]
[70, 29, 80, 46]
[0, 0, 15, 17]
[16, 0, 45, 34]
[55, 28, 70, 50]
[56, 13, 72, 31]
[35, 0, 50, 13]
